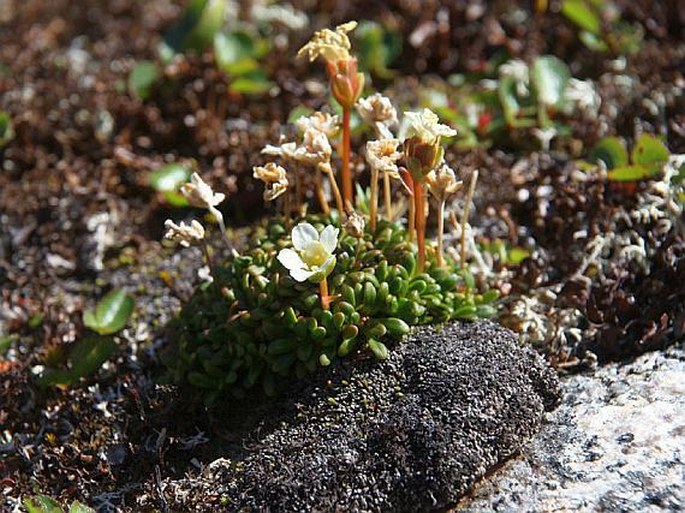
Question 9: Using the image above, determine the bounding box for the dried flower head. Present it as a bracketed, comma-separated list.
[261, 141, 298, 160]
[357, 93, 398, 127]
[180, 172, 226, 209]
[402, 109, 456, 179]
[403, 108, 457, 144]
[163, 219, 205, 248]
[299, 128, 333, 164]
[297, 21, 357, 64]
[426, 164, 463, 201]
[295, 112, 340, 139]
[344, 210, 366, 238]
[253, 162, 289, 201]
[261, 128, 332, 167]
[366, 138, 402, 177]
[277, 223, 339, 283]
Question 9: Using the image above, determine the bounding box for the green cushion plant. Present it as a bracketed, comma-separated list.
[161, 21, 499, 403]
[165, 215, 497, 402]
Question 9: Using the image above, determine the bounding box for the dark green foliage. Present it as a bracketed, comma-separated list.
[165, 216, 498, 403]
[37, 336, 117, 387]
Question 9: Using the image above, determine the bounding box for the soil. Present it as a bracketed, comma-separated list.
[1, 0, 684, 510]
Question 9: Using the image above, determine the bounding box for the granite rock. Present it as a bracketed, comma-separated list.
[458, 341, 685, 512]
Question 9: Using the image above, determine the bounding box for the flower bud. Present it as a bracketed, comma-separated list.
[404, 135, 445, 180]
[328, 58, 365, 109]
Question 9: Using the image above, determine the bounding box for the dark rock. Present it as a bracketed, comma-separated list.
[169, 321, 560, 512]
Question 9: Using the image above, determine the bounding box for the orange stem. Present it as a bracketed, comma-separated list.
[415, 180, 427, 273]
[320, 278, 330, 310]
[341, 107, 353, 207]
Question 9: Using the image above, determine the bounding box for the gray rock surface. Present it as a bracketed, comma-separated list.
[458, 341, 685, 512]
[154, 321, 560, 512]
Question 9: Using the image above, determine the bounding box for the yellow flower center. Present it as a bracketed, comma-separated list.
[302, 241, 329, 267]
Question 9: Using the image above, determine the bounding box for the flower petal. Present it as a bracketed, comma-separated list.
[320, 225, 339, 253]
[319, 255, 337, 279]
[291, 267, 315, 282]
[277, 248, 305, 271]
[292, 223, 319, 250]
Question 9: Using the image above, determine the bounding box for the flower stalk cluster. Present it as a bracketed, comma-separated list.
[402, 109, 457, 272]
[163, 22, 492, 403]
[298, 21, 364, 207]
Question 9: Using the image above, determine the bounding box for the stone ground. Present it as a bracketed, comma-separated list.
[458, 340, 685, 513]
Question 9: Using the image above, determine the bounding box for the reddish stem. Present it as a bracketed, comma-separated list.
[414, 179, 427, 273]
[320, 278, 330, 310]
[341, 107, 353, 207]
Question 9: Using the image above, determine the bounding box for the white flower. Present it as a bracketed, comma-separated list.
[402, 108, 457, 143]
[180, 172, 225, 209]
[357, 93, 398, 127]
[253, 162, 289, 201]
[366, 138, 402, 177]
[499, 59, 530, 97]
[163, 219, 205, 247]
[277, 223, 339, 283]
[295, 112, 339, 139]
[426, 163, 463, 201]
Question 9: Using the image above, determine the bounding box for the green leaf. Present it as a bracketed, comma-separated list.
[148, 163, 192, 192]
[498, 76, 521, 127]
[631, 134, 669, 168]
[36, 368, 75, 387]
[69, 501, 96, 513]
[288, 105, 314, 125]
[507, 247, 531, 265]
[532, 56, 571, 109]
[37, 336, 118, 387]
[368, 339, 389, 360]
[381, 318, 410, 337]
[579, 30, 609, 52]
[164, 0, 226, 53]
[561, 0, 601, 34]
[589, 137, 629, 169]
[0, 110, 14, 148]
[69, 336, 117, 379]
[83, 290, 135, 335]
[229, 71, 272, 95]
[214, 32, 257, 74]
[162, 191, 190, 207]
[356, 21, 402, 78]
[23, 495, 63, 513]
[607, 165, 656, 182]
[128, 61, 159, 100]
[0, 334, 17, 356]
